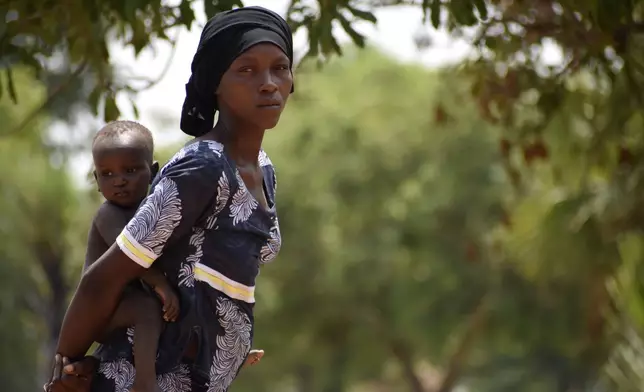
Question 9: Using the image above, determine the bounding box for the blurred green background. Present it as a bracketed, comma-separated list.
[3, 0, 644, 391]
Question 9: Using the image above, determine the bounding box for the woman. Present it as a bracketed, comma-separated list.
[45, 6, 292, 392]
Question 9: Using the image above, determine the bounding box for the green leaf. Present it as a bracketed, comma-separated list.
[485, 36, 498, 50]
[330, 35, 342, 55]
[337, 13, 366, 48]
[6, 68, 17, 103]
[130, 98, 140, 119]
[130, 19, 148, 55]
[593, 0, 626, 31]
[473, 0, 488, 20]
[203, 0, 219, 19]
[420, 0, 430, 22]
[178, 0, 196, 28]
[346, 5, 376, 24]
[88, 87, 101, 116]
[306, 19, 321, 58]
[537, 89, 563, 117]
[449, 0, 478, 26]
[430, 0, 442, 29]
[122, 0, 140, 22]
[104, 95, 120, 122]
[204, 0, 244, 19]
[316, 10, 339, 57]
[319, 22, 341, 56]
[12, 47, 43, 77]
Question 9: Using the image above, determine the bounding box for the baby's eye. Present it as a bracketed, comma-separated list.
[126, 168, 138, 173]
[100, 171, 113, 177]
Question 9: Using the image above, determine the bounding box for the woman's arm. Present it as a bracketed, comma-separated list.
[56, 243, 146, 359]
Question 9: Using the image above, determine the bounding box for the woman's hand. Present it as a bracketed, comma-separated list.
[44, 354, 97, 392]
[55, 244, 146, 359]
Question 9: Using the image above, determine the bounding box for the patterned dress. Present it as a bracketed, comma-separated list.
[90, 140, 281, 392]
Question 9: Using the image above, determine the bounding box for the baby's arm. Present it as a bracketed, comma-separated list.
[92, 204, 145, 280]
[141, 269, 180, 322]
[140, 269, 168, 289]
[83, 212, 112, 273]
[84, 203, 133, 273]
[94, 203, 134, 245]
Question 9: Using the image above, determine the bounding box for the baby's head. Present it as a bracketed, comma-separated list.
[92, 120, 158, 208]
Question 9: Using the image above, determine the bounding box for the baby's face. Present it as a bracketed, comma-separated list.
[93, 138, 152, 208]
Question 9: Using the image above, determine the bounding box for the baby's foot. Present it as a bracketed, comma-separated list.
[243, 349, 265, 367]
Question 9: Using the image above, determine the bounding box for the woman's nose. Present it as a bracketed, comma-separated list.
[259, 71, 278, 93]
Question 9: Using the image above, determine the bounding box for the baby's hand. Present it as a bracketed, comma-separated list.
[153, 284, 180, 322]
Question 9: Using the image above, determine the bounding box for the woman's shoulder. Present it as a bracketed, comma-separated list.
[160, 140, 227, 177]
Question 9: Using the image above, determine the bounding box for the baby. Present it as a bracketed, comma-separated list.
[84, 120, 177, 392]
[84, 121, 264, 392]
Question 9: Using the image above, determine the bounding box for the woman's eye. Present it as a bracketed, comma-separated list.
[238, 67, 253, 73]
[127, 168, 137, 173]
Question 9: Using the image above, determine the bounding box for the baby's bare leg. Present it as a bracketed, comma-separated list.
[106, 293, 163, 392]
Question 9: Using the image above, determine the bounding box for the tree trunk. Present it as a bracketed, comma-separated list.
[36, 240, 69, 384]
[391, 339, 426, 392]
[436, 296, 489, 392]
[322, 342, 350, 392]
[570, 272, 611, 391]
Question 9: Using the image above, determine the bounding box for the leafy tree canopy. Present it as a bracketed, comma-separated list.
[3, 0, 643, 131]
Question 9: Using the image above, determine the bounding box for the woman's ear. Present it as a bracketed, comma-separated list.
[150, 161, 160, 182]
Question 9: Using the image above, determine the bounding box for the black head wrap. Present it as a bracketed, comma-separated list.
[180, 6, 294, 136]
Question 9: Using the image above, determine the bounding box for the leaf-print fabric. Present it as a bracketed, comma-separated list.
[91, 140, 281, 392]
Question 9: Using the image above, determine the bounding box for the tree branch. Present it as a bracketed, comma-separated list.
[391, 339, 427, 392]
[369, 0, 424, 7]
[436, 295, 489, 392]
[125, 33, 179, 93]
[363, 299, 429, 392]
[4, 60, 88, 138]
[112, 27, 180, 98]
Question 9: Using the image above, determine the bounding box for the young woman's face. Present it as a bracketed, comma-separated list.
[216, 43, 293, 130]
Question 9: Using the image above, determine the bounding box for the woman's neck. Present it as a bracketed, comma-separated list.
[209, 120, 264, 165]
